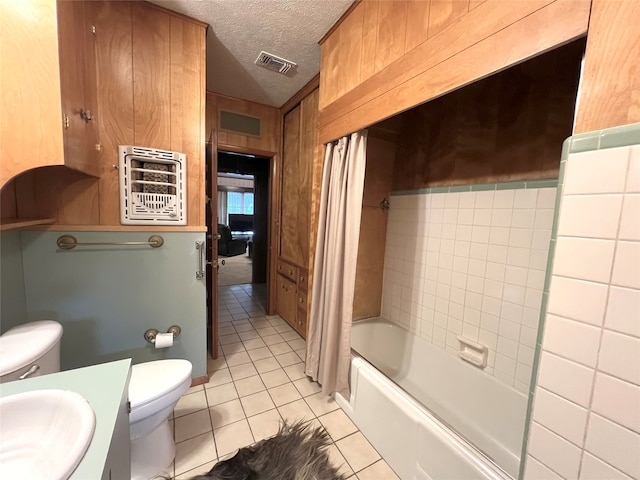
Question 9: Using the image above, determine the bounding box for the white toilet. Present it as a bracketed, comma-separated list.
[0, 320, 63, 383]
[128, 358, 192, 480]
[0, 320, 193, 480]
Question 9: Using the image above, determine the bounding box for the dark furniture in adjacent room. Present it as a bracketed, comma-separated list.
[218, 224, 248, 257]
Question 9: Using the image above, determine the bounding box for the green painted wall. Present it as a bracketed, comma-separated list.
[0, 231, 27, 333]
[20, 231, 207, 377]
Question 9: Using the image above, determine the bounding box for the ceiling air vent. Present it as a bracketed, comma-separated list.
[255, 51, 297, 75]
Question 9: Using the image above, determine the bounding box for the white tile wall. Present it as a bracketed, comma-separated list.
[382, 186, 556, 391]
[526, 144, 640, 480]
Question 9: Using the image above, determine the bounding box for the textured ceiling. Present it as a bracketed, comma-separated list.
[149, 0, 353, 107]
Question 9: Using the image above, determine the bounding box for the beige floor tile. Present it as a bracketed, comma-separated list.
[249, 319, 271, 329]
[234, 374, 266, 397]
[288, 338, 306, 350]
[261, 333, 285, 345]
[219, 333, 241, 345]
[174, 431, 217, 476]
[356, 459, 400, 480]
[283, 362, 306, 381]
[267, 316, 286, 326]
[174, 389, 208, 418]
[274, 323, 294, 334]
[186, 384, 204, 395]
[220, 341, 245, 355]
[293, 377, 322, 397]
[174, 460, 215, 479]
[253, 356, 281, 373]
[247, 346, 274, 361]
[325, 442, 354, 478]
[240, 390, 276, 417]
[207, 356, 227, 372]
[204, 382, 238, 407]
[225, 351, 252, 366]
[206, 368, 233, 388]
[260, 368, 290, 388]
[233, 323, 255, 332]
[238, 330, 261, 341]
[175, 408, 212, 443]
[336, 432, 380, 473]
[295, 348, 306, 360]
[209, 399, 246, 428]
[242, 337, 266, 350]
[229, 362, 258, 381]
[318, 408, 358, 441]
[257, 326, 278, 337]
[214, 419, 254, 457]
[276, 352, 301, 367]
[277, 398, 315, 423]
[268, 342, 293, 355]
[268, 383, 302, 407]
[281, 331, 302, 341]
[304, 392, 339, 416]
[218, 325, 235, 336]
[247, 408, 282, 442]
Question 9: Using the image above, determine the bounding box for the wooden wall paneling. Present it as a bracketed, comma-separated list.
[0, 0, 65, 188]
[92, 1, 134, 226]
[280, 107, 302, 263]
[374, 1, 408, 74]
[405, 0, 432, 53]
[0, 182, 18, 219]
[336, 5, 364, 100]
[170, 16, 206, 227]
[359, 0, 379, 84]
[427, 0, 469, 39]
[48, 169, 100, 224]
[319, 0, 589, 144]
[318, 27, 341, 110]
[353, 134, 396, 320]
[391, 40, 583, 190]
[132, 2, 171, 150]
[297, 90, 319, 267]
[574, 0, 640, 133]
[319, 0, 555, 140]
[212, 94, 280, 153]
[469, 0, 487, 11]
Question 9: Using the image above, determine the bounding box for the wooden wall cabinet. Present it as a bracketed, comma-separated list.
[275, 87, 322, 338]
[57, 0, 101, 178]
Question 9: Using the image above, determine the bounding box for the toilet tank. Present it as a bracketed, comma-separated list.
[0, 321, 63, 383]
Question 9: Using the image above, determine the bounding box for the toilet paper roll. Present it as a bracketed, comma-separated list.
[154, 332, 174, 348]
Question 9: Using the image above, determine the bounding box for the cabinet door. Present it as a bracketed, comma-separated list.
[276, 274, 297, 327]
[57, 0, 100, 177]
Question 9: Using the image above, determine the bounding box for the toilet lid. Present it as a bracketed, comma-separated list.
[0, 321, 63, 377]
[129, 359, 192, 409]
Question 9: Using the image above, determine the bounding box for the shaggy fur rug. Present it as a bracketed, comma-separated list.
[190, 421, 347, 480]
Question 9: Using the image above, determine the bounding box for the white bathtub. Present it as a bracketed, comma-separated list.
[335, 318, 527, 479]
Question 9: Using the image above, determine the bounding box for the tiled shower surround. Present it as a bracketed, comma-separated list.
[381, 184, 557, 393]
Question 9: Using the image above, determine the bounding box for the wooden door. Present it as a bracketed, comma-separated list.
[206, 133, 219, 359]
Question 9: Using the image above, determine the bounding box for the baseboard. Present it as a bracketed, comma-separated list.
[190, 375, 209, 387]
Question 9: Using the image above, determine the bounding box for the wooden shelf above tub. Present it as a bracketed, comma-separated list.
[0, 218, 56, 231]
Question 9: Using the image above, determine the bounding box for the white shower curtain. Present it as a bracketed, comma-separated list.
[305, 130, 367, 397]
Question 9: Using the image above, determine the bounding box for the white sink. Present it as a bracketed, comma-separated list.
[0, 389, 96, 480]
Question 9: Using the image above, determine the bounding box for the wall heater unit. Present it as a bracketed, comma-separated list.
[119, 145, 187, 225]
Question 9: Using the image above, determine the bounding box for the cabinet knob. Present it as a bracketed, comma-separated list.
[299, 276, 305, 282]
[95, 143, 102, 152]
[298, 297, 303, 303]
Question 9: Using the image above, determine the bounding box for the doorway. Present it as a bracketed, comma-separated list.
[205, 148, 272, 358]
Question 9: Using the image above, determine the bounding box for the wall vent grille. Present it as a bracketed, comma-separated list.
[119, 145, 187, 225]
[255, 51, 297, 75]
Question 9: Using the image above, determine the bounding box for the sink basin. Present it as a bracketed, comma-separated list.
[0, 389, 96, 479]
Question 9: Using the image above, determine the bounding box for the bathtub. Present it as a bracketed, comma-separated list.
[334, 318, 527, 479]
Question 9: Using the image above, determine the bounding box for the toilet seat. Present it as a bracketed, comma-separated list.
[0, 321, 63, 378]
[129, 359, 192, 423]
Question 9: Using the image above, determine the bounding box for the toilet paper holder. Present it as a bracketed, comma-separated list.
[144, 325, 182, 344]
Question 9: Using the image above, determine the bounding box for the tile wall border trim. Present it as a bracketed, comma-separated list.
[390, 179, 558, 196]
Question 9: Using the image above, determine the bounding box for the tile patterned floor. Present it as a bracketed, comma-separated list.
[160, 283, 399, 479]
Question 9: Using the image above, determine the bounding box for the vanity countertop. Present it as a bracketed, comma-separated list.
[0, 358, 132, 480]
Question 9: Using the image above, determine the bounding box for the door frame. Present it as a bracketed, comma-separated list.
[215, 142, 280, 316]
